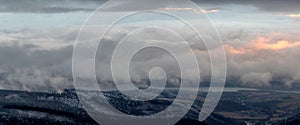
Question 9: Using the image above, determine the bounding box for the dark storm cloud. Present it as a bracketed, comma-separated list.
[94, 0, 300, 13]
[193, 0, 300, 12]
[0, 0, 105, 13]
[99, 0, 186, 11]
[0, 0, 299, 13]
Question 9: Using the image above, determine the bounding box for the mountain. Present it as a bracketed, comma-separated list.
[0, 88, 299, 125]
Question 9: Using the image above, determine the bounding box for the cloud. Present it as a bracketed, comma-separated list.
[159, 7, 220, 14]
[240, 72, 272, 87]
[1, 0, 299, 14]
[88, 26, 300, 89]
[0, 28, 78, 49]
[0, 40, 73, 92]
[96, 0, 300, 13]
[287, 13, 300, 18]
[2, 68, 71, 93]
[224, 32, 300, 88]
[1, 24, 300, 92]
[98, 0, 181, 12]
[193, 0, 300, 13]
[225, 34, 300, 54]
[0, 0, 184, 13]
[200, 8, 220, 14]
[0, 0, 105, 13]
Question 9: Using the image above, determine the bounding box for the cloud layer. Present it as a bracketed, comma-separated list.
[0, 0, 300, 92]
[1, 0, 300, 13]
[0, 0, 104, 13]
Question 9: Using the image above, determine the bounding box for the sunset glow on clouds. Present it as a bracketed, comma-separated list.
[287, 13, 300, 18]
[200, 8, 220, 14]
[226, 35, 300, 54]
[159, 7, 220, 14]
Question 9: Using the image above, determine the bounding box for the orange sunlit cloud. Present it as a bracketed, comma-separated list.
[287, 13, 300, 18]
[255, 40, 300, 50]
[200, 9, 220, 14]
[225, 45, 246, 54]
[159, 8, 220, 14]
[226, 36, 300, 55]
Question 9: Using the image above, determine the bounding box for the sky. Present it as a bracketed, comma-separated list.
[0, 0, 300, 92]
